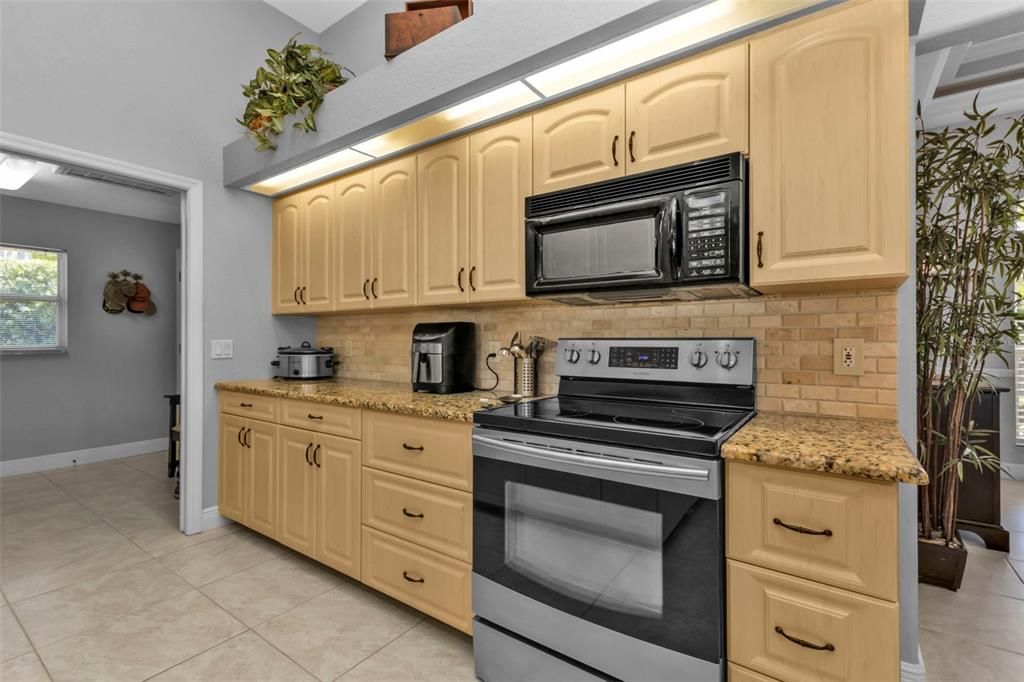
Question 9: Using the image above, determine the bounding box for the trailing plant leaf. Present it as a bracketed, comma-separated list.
[917, 98, 1024, 545]
[238, 33, 353, 152]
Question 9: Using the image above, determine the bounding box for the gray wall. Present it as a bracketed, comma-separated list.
[0, 1, 316, 505]
[0, 197, 178, 460]
[318, 0, 406, 78]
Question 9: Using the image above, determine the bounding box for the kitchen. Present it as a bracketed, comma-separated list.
[2, 0, 1022, 681]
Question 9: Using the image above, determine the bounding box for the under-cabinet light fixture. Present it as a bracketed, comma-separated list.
[247, 147, 375, 196]
[0, 154, 40, 190]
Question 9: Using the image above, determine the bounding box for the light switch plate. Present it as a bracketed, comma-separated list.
[211, 339, 233, 359]
[833, 337, 864, 376]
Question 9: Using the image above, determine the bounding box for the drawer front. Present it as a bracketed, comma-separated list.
[281, 398, 361, 439]
[726, 462, 898, 600]
[363, 411, 472, 491]
[220, 391, 278, 422]
[362, 467, 472, 561]
[728, 561, 898, 682]
[361, 526, 472, 633]
[729, 663, 779, 682]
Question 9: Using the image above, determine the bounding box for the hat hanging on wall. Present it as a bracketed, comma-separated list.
[102, 270, 156, 316]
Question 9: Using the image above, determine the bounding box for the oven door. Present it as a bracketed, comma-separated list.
[472, 429, 723, 681]
[526, 195, 680, 296]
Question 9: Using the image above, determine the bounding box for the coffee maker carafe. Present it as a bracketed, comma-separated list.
[411, 322, 476, 394]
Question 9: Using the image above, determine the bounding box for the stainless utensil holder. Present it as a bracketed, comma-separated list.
[514, 357, 537, 397]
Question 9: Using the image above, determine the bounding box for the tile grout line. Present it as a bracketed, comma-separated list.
[4, 597, 56, 681]
[918, 626, 1024, 659]
[138, 626, 255, 682]
[249, 625, 325, 680]
[330, 615, 427, 681]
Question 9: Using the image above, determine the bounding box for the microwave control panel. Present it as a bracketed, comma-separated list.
[682, 190, 730, 279]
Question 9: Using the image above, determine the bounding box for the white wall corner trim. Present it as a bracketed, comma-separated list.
[201, 506, 233, 532]
[0, 438, 166, 477]
[1001, 461, 1024, 480]
[901, 646, 927, 682]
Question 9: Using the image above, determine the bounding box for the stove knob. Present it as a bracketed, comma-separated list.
[564, 348, 581, 364]
[689, 349, 708, 368]
[588, 349, 602, 365]
[716, 350, 739, 369]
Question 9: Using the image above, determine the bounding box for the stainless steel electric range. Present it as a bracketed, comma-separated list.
[471, 337, 756, 682]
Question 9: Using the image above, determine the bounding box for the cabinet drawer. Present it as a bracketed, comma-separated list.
[726, 462, 897, 600]
[220, 391, 278, 422]
[361, 526, 472, 633]
[728, 561, 898, 682]
[281, 398, 361, 439]
[362, 468, 472, 561]
[363, 411, 472, 491]
[729, 663, 779, 682]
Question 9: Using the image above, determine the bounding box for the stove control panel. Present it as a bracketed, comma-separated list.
[557, 338, 755, 386]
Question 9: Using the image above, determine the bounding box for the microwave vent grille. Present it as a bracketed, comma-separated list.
[527, 153, 739, 217]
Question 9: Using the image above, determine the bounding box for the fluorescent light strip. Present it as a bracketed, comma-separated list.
[247, 148, 375, 196]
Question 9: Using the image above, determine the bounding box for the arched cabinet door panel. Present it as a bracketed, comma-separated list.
[372, 157, 418, 307]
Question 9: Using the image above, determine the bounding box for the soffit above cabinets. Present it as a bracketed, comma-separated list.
[263, 0, 367, 33]
[225, 0, 835, 197]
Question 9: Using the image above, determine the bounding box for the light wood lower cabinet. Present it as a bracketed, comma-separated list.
[218, 413, 279, 537]
[362, 411, 472, 492]
[218, 413, 248, 522]
[729, 663, 780, 682]
[277, 426, 318, 556]
[361, 526, 472, 634]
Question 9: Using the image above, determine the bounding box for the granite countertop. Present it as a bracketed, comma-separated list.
[214, 378, 504, 422]
[722, 413, 928, 485]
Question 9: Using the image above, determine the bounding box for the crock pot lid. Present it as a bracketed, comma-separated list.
[276, 341, 334, 355]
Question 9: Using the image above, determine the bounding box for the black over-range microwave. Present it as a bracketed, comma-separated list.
[525, 152, 757, 304]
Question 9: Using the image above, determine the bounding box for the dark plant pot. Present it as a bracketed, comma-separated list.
[918, 530, 968, 591]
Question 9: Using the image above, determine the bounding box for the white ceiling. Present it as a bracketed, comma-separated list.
[0, 159, 181, 224]
[264, 0, 368, 33]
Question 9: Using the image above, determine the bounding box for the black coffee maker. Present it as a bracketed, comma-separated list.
[411, 322, 476, 394]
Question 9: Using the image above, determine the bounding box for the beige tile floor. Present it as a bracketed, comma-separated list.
[919, 478, 1024, 681]
[0, 453, 474, 682]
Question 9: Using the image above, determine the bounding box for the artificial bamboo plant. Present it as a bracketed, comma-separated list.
[916, 99, 1024, 545]
[238, 34, 353, 151]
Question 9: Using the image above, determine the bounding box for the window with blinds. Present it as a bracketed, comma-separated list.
[1017, 345, 1024, 444]
[0, 244, 67, 352]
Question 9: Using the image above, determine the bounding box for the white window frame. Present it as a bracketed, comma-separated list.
[0, 243, 68, 354]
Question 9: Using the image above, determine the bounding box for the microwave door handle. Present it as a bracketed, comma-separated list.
[667, 197, 681, 278]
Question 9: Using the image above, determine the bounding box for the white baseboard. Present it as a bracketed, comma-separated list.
[0, 438, 166, 477]
[201, 505, 232, 532]
[902, 646, 926, 682]
[1001, 462, 1024, 480]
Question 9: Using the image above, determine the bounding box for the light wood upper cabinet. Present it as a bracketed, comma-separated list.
[533, 85, 625, 194]
[278, 426, 318, 555]
[469, 117, 531, 302]
[218, 413, 247, 523]
[272, 195, 303, 314]
[372, 157, 417, 307]
[626, 43, 748, 173]
[301, 185, 334, 312]
[417, 138, 469, 306]
[246, 420, 278, 537]
[334, 170, 374, 311]
[316, 433, 361, 579]
[749, 0, 909, 291]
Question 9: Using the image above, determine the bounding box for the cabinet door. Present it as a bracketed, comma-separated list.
[272, 195, 302, 313]
[532, 84, 625, 193]
[334, 170, 374, 311]
[315, 433, 361, 579]
[469, 117, 531, 303]
[749, 0, 909, 291]
[246, 420, 278, 538]
[417, 138, 469, 306]
[626, 43, 748, 174]
[277, 426, 317, 556]
[301, 184, 334, 312]
[372, 156, 417, 307]
[218, 413, 247, 523]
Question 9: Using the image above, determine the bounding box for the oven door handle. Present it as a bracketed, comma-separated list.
[472, 434, 710, 481]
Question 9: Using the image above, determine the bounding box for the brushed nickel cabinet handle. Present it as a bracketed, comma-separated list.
[469, 266, 476, 291]
[611, 135, 619, 166]
[402, 571, 425, 583]
[775, 626, 835, 652]
[305, 443, 313, 465]
[402, 443, 424, 452]
[402, 508, 424, 518]
[756, 231, 764, 268]
[628, 130, 636, 163]
[773, 517, 833, 537]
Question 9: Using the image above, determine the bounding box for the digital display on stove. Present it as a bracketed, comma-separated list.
[608, 346, 679, 369]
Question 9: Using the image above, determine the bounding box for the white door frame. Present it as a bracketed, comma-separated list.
[0, 131, 206, 535]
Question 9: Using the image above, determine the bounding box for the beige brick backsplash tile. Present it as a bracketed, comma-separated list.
[317, 290, 899, 420]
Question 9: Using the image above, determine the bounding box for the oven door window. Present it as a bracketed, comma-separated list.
[474, 456, 722, 664]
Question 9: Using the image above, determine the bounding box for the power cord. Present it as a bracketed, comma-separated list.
[475, 352, 500, 391]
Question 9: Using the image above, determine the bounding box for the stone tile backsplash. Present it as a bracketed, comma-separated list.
[317, 290, 898, 420]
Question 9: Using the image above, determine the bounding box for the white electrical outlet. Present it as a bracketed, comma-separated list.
[833, 337, 864, 376]
[211, 339, 233, 359]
